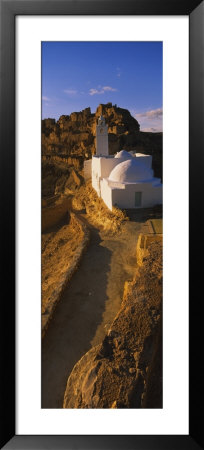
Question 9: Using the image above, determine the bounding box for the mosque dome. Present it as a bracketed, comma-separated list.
[109, 159, 153, 183]
[114, 150, 133, 160]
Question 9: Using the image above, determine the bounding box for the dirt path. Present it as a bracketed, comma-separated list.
[42, 215, 150, 408]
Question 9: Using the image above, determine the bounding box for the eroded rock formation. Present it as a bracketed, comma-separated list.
[63, 239, 162, 409]
[42, 103, 162, 179]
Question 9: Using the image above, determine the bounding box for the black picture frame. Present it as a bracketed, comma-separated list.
[0, 0, 203, 449]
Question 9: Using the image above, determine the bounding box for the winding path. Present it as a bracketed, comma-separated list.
[42, 215, 149, 408]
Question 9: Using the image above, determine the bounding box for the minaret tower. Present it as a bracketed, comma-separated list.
[96, 115, 109, 156]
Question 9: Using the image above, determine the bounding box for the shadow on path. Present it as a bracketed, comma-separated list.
[42, 227, 111, 408]
[42, 211, 148, 409]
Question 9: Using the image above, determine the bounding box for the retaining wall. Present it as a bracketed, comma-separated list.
[42, 212, 90, 338]
[136, 233, 163, 266]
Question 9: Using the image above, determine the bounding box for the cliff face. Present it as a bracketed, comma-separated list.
[42, 103, 162, 179]
[42, 103, 139, 157]
[63, 239, 162, 409]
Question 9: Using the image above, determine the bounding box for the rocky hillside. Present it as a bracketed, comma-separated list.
[42, 103, 162, 179]
[63, 239, 162, 409]
[42, 159, 84, 198]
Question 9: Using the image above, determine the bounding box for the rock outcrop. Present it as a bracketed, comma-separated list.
[42, 159, 84, 198]
[63, 239, 162, 408]
[42, 103, 162, 179]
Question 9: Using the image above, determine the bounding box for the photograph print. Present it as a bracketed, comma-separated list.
[41, 41, 163, 409]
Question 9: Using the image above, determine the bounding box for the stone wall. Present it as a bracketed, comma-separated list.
[42, 212, 90, 337]
[136, 233, 163, 266]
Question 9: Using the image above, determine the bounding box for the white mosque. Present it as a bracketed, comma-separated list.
[84, 115, 162, 211]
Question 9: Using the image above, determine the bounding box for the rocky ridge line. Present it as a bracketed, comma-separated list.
[42, 103, 162, 179]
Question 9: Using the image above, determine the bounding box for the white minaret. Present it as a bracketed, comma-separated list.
[96, 115, 109, 156]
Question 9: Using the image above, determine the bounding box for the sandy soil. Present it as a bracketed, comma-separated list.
[42, 213, 152, 408]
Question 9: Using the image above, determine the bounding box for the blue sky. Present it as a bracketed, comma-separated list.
[42, 42, 162, 132]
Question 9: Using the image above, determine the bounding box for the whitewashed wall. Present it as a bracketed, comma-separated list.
[100, 157, 119, 178]
[92, 157, 102, 196]
[92, 156, 120, 196]
[92, 154, 162, 211]
[111, 182, 162, 209]
[100, 178, 113, 210]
